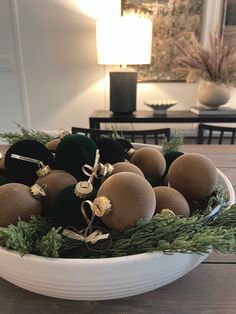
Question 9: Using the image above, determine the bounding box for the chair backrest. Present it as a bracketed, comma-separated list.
[197, 123, 236, 144]
[71, 127, 171, 145]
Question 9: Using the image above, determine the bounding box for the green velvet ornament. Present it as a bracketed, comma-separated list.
[0, 175, 13, 186]
[95, 138, 125, 165]
[146, 176, 164, 188]
[163, 151, 184, 176]
[55, 134, 97, 181]
[0, 169, 8, 176]
[116, 139, 134, 160]
[4, 139, 54, 186]
[93, 177, 102, 191]
[52, 184, 101, 230]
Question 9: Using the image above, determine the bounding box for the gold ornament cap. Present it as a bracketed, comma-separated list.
[30, 184, 46, 199]
[128, 148, 135, 158]
[36, 163, 51, 177]
[75, 181, 93, 198]
[160, 208, 176, 217]
[59, 129, 70, 139]
[92, 196, 112, 217]
[98, 163, 114, 178]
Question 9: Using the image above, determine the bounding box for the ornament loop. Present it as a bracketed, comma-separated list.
[38, 161, 44, 169]
[82, 164, 94, 178]
[81, 200, 95, 232]
[76, 150, 101, 199]
[98, 163, 114, 178]
[62, 199, 110, 245]
[62, 228, 109, 244]
[82, 149, 101, 184]
[11, 153, 41, 164]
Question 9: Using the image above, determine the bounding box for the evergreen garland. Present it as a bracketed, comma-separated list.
[0, 204, 235, 259]
[0, 216, 52, 255]
[59, 206, 236, 258]
[0, 123, 54, 145]
[162, 133, 184, 154]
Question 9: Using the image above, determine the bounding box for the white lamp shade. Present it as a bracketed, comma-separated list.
[96, 16, 152, 65]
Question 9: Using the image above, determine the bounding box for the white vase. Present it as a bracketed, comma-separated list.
[198, 82, 230, 108]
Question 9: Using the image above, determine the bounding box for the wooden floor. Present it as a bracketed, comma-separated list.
[0, 144, 236, 313]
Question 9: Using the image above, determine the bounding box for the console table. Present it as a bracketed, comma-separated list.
[89, 110, 236, 129]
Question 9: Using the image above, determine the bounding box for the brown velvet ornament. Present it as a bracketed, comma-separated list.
[130, 147, 166, 179]
[0, 157, 5, 170]
[153, 186, 190, 217]
[97, 172, 156, 230]
[168, 153, 218, 201]
[35, 169, 77, 216]
[45, 138, 61, 152]
[46, 130, 70, 152]
[111, 162, 144, 177]
[0, 183, 42, 226]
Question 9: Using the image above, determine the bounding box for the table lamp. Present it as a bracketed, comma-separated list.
[96, 15, 152, 115]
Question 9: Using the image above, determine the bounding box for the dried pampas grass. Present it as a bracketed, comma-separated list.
[172, 30, 236, 87]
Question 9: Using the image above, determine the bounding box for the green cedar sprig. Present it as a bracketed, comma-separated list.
[0, 122, 54, 145]
[0, 195, 234, 259]
[197, 184, 229, 214]
[34, 227, 62, 258]
[59, 206, 236, 258]
[0, 216, 52, 255]
[162, 133, 184, 154]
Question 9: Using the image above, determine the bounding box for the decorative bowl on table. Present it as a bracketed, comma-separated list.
[144, 100, 178, 115]
[0, 144, 234, 301]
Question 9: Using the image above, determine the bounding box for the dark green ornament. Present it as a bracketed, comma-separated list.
[146, 176, 164, 188]
[0, 175, 13, 186]
[52, 184, 100, 230]
[0, 169, 8, 176]
[55, 134, 97, 181]
[95, 138, 125, 164]
[164, 151, 184, 176]
[116, 138, 134, 160]
[4, 139, 54, 186]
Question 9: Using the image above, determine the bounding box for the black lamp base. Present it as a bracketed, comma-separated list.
[109, 71, 137, 115]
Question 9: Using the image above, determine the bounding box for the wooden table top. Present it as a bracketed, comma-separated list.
[0, 145, 236, 314]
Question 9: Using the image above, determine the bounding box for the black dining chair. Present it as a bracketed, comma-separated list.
[71, 127, 171, 145]
[197, 123, 236, 144]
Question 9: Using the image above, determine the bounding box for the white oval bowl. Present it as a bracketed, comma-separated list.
[0, 152, 234, 300]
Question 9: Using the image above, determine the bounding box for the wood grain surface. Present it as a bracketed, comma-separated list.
[0, 144, 236, 314]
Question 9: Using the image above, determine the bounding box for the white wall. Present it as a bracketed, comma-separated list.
[15, 0, 105, 134]
[0, 0, 25, 132]
[0, 0, 234, 135]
